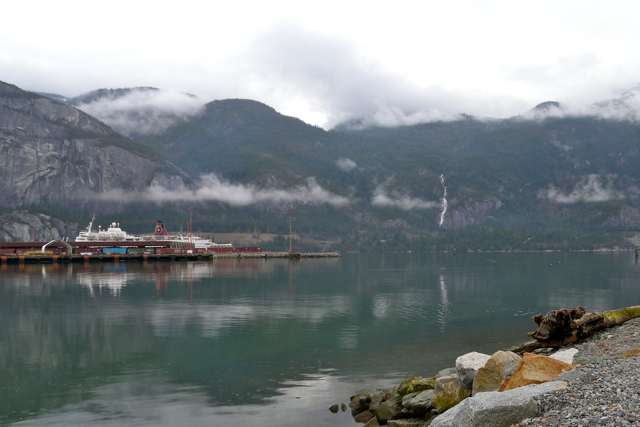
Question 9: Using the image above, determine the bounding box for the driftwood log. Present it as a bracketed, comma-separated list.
[513, 305, 640, 354]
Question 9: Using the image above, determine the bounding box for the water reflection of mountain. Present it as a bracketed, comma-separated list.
[3, 253, 640, 426]
[0, 258, 294, 293]
[0, 258, 353, 423]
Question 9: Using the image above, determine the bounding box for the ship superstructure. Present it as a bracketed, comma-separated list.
[75, 218, 232, 249]
[76, 216, 142, 242]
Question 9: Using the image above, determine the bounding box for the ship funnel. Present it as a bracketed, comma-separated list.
[154, 221, 169, 236]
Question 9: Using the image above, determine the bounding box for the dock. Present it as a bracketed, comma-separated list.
[0, 252, 341, 264]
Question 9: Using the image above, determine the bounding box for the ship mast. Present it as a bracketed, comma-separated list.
[289, 217, 292, 253]
[189, 208, 193, 249]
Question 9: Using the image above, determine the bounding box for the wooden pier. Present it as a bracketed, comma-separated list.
[0, 253, 212, 264]
[0, 251, 341, 264]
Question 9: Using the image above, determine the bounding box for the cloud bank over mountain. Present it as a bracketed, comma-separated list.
[538, 174, 626, 204]
[371, 186, 441, 210]
[5, 2, 640, 130]
[57, 26, 640, 133]
[234, 25, 476, 129]
[522, 86, 640, 123]
[94, 175, 351, 207]
[91, 172, 448, 212]
[70, 88, 205, 137]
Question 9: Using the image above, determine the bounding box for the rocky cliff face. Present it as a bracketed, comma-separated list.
[442, 197, 502, 229]
[603, 205, 640, 228]
[0, 81, 184, 211]
[0, 211, 79, 242]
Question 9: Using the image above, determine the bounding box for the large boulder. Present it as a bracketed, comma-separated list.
[550, 348, 579, 365]
[382, 387, 400, 401]
[376, 395, 404, 424]
[472, 351, 521, 395]
[349, 392, 372, 417]
[431, 381, 568, 427]
[398, 377, 436, 395]
[355, 410, 374, 423]
[499, 353, 574, 391]
[456, 352, 491, 391]
[398, 378, 416, 395]
[363, 417, 381, 427]
[433, 375, 468, 414]
[402, 392, 420, 409]
[437, 367, 457, 378]
[369, 390, 384, 414]
[405, 389, 435, 414]
[387, 419, 431, 427]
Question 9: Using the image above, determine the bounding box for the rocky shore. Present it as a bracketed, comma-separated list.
[516, 318, 640, 427]
[336, 318, 640, 427]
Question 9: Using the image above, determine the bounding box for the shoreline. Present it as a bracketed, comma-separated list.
[343, 318, 640, 426]
[513, 318, 640, 426]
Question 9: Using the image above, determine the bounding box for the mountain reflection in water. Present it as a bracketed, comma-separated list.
[2, 252, 640, 426]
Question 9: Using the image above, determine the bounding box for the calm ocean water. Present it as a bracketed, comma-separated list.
[2, 252, 640, 426]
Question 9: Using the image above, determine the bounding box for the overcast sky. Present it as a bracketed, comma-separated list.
[3, 0, 640, 128]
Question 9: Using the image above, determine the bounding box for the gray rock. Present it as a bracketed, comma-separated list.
[456, 352, 492, 391]
[406, 389, 435, 414]
[430, 381, 568, 427]
[402, 392, 420, 409]
[329, 404, 339, 413]
[363, 417, 381, 427]
[354, 410, 374, 423]
[349, 392, 371, 417]
[549, 348, 579, 365]
[387, 419, 430, 427]
[0, 211, 80, 242]
[369, 390, 384, 413]
[376, 396, 403, 424]
[556, 369, 583, 383]
[437, 367, 457, 378]
[505, 380, 568, 399]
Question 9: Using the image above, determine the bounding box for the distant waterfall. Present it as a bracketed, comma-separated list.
[438, 174, 448, 227]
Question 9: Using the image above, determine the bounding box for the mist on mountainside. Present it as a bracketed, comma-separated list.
[68, 87, 205, 139]
[6, 79, 640, 251]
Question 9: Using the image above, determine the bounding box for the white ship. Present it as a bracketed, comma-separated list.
[75, 217, 141, 242]
[75, 216, 232, 249]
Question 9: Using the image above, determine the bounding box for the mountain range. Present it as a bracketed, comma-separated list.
[3, 80, 640, 251]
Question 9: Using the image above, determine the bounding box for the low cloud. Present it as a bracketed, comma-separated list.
[538, 174, 625, 203]
[94, 174, 350, 207]
[236, 24, 478, 129]
[335, 157, 357, 172]
[522, 85, 640, 123]
[72, 88, 205, 137]
[371, 186, 440, 210]
[344, 105, 462, 130]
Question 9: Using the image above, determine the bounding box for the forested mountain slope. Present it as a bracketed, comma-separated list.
[20, 83, 640, 250]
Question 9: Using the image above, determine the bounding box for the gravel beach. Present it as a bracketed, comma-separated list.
[514, 318, 640, 427]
